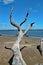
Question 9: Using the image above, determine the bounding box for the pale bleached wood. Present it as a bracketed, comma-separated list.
[9, 7, 35, 65]
[10, 7, 20, 31]
[23, 22, 35, 35]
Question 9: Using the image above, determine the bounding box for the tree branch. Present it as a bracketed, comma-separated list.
[5, 46, 13, 52]
[10, 7, 20, 31]
[23, 22, 35, 35]
[20, 12, 29, 26]
[20, 46, 26, 51]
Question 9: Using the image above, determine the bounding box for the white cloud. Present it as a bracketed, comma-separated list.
[3, 0, 14, 4]
[0, 0, 14, 4]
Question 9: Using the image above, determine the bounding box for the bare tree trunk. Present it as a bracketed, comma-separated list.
[9, 7, 35, 65]
[11, 30, 26, 65]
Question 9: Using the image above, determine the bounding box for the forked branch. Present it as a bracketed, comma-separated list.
[20, 12, 29, 26]
[10, 7, 20, 31]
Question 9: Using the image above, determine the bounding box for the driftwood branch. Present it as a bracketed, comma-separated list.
[20, 12, 29, 26]
[20, 46, 26, 51]
[10, 7, 20, 31]
[5, 46, 13, 52]
[5, 46, 26, 51]
[23, 22, 35, 35]
[7, 7, 35, 65]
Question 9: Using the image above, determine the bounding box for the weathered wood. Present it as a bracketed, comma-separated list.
[7, 7, 35, 65]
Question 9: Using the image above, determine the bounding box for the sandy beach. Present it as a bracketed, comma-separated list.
[0, 36, 43, 65]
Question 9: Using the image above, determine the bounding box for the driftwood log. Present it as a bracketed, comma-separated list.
[5, 7, 35, 65]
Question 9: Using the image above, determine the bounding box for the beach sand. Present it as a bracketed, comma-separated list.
[0, 36, 43, 65]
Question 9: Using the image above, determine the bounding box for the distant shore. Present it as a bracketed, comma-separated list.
[0, 29, 43, 38]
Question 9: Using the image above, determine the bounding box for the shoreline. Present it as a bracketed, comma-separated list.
[0, 35, 43, 38]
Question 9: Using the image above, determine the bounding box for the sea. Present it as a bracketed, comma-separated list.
[0, 29, 43, 38]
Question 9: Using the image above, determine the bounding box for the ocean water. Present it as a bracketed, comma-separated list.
[0, 30, 43, 38]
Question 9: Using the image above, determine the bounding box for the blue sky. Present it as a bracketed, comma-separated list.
[0, 0, 43, 30]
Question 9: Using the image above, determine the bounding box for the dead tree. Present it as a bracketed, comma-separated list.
[6, 7, 35, 65]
